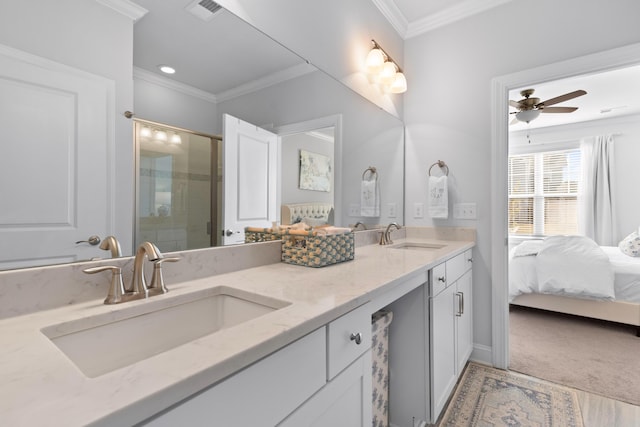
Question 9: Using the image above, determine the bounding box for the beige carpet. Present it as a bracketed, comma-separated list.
[439, 362, 583, 426]
[510, 306, 640, 406]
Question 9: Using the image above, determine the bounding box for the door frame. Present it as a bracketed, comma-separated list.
[273, 114, 343, 224]
[490, 42, 640, 369]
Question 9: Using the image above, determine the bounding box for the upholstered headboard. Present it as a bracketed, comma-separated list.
[281, 203, 334, 226]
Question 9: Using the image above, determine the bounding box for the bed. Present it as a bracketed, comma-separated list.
[509, 235, 640, 335]
[281, 202, 334, 226]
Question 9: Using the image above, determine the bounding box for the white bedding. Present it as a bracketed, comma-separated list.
[509, 236, 640, 303]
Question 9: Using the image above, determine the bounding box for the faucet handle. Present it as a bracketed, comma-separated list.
[83, 265, 125, 305]
[148, 257, 180, 296]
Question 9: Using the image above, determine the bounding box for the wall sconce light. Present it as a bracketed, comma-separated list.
[140, 126, 152, 138]
[365, 39, 407, 94]
[154, 130, 168, 142]
[170, 132, 182, 144]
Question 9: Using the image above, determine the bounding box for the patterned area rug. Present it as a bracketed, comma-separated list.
[439, 363, 583, 427]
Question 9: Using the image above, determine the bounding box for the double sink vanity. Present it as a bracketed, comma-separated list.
[0, 227, 475, 426]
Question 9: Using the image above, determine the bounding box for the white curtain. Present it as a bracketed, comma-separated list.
[578, 135, 617, 245]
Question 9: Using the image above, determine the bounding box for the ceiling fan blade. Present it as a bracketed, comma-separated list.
[540, 106, 578, 113]
[509, 100, 520, 109]
[536, 89, 586, 107]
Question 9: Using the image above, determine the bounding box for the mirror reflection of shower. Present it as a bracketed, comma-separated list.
[135, 120, 221, 252]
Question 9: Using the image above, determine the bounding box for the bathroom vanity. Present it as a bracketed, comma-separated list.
[0, 227, 474, 426]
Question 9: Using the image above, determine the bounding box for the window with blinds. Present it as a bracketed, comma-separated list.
[508, 148, 581, 236]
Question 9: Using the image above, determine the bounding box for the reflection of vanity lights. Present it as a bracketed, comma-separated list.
[365, 39, 407, 94]
[154, 130, 168, 142]
[140, 126, 152, 138]
[170, 133, 182, 144]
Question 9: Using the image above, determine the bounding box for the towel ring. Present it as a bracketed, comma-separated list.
[362, 166, 378, 180]
[428, 160, 449, 176]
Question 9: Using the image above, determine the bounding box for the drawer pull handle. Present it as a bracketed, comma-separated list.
[438, 276, 446, 283]
[467, 258, 473, 263]
[350, 332, 362, 345]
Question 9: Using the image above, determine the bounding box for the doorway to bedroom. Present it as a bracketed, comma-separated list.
[493, 46, 640, 406]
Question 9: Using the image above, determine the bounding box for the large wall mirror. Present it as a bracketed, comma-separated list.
[0, 0, 404, 270]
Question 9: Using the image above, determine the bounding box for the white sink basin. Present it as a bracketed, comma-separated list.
[41, 286, 290, 378]
[390, 242, 446, 251]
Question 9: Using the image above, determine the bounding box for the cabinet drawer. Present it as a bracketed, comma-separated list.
[446, 252, 467, 284]
[429, 262, 447, 296]
[327, 303, 371, 380]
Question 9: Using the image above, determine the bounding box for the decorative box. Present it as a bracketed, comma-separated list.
[281, 229, 354, 268]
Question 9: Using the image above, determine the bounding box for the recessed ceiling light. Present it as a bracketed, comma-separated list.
[158, 65, 176, 74]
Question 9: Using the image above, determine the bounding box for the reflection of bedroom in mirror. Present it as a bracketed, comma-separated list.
[505, 62, 640, 402]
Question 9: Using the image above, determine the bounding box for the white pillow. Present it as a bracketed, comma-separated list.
[619, 231, 640, 257]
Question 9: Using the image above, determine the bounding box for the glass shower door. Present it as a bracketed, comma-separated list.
[135, 121, 218, 252]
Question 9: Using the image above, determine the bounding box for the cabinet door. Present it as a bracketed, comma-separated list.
[430, 284, 457, 420]
[456, 269, 473, 374]
[279, 350, 372, 427]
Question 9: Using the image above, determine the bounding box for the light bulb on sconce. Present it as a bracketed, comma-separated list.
[154, 130, 168, 142]
[140, 126, 152, 138]
[365, 39, 407, 94]
[170, 132, 182, 144]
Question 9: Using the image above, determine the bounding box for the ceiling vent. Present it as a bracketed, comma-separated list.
[186, 0, 223, 22]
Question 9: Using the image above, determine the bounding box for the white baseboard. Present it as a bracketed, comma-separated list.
[470, 343, 492, 366]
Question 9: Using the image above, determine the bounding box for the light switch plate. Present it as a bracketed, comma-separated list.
[387, 203, 397, 218]
[349, 204, 360, 217]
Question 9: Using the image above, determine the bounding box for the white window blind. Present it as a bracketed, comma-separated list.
[508, 148, 581, 236]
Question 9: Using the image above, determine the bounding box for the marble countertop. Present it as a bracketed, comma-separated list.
[0, 236, 474, 426]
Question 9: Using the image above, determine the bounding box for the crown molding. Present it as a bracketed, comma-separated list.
[370, 0, 409, 38]
[405, 0, 513, 38]
[215, 62, 316, 103]
[95, 0, 148, 21]
[133, 67, 218, 103]
[133, 62, 317, 105]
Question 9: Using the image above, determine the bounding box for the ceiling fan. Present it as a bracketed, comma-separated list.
[509, 88, 587, 124]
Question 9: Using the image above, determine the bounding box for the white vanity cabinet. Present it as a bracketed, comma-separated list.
[279, 303, 373, 427]
[142, 327, 327, 426]
[142, 304, 372, 427]
[387, 249, 473, 426]
[431, 249, 474, 419]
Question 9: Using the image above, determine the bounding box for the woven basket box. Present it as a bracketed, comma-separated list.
[244, 227, 282, 243]
[281, 230, 354, 267]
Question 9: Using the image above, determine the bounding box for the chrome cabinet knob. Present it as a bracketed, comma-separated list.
[350, 332, 363, 345]
[438, 276, 446, 283]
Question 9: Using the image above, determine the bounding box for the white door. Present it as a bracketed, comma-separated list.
[0, 46, 114, 269]
[222, 114, 277, 245]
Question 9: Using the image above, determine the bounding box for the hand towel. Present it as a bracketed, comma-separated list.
[428, 175, 448, 219]
[361, 177, 380, 217]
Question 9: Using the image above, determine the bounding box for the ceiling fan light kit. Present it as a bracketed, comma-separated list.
[365, 39, 407, 94]
[510, 88, 587, 124]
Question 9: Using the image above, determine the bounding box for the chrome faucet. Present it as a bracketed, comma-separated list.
[352, 221, 366, 231]
[380, 222, 401, 245]
[129, 241, 163, 298]
[99, 235, 122, 258]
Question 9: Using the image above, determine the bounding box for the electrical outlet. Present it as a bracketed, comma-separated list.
[349, 203, 360, 217]
[414, 203, 424, 218]
[387, 203, 397, 218]
[454, 203, 477, 219]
